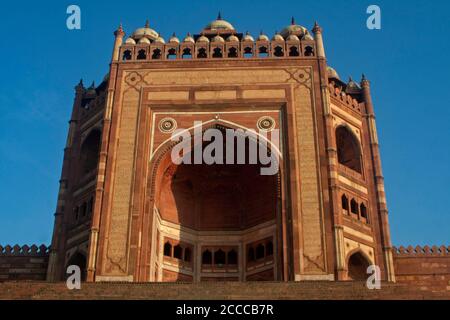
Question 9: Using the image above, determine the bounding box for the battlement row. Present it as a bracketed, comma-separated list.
[393, 245, 450, 256]
[0, 244, 50, 256]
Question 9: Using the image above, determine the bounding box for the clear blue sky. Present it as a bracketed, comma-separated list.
[0, 0, 448, 246]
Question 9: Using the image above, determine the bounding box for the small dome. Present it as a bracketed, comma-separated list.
[197, 34, 210, 43]
[154, 35, 166, 44]
[257, 32, 269, 41]
[327, 66, 340, 80]
[132, 20, 159, 41]
[272, 32, 284, 42]
[86, 82, 96, 97]
[242, 32, 254, 42]
[302, 33, 314, 41]
[286, 34, 300, 42]
[138, 37, 151, 44]
[125, 37, 136, 45]
[183, 33, 195, 43]
[204, 13, 235, 31]
[280, 17, 309, 38]
[211, 35, 225, 43]
[169, 33, 180, 44]
[227, 35, 239, 42]
[347, 77, 360, 90]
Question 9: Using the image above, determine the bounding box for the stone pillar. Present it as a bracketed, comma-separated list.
[313, 22, 326, 59]
[361, 75, 396, 282]
[47, 81, 85, 281]
[313, 22, 343, 280]
[86, 26, 123, 282]
[112, 24, 125, 62]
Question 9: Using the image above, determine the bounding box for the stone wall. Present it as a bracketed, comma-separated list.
[0, 245, 49, 281]
[393, 245, 450, 292]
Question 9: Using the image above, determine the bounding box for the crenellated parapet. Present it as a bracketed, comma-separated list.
[0, 244, 50, 256]
[393, 245, 450, 256]
[327, 79, 363, 114]
[0, 245, 50, 281]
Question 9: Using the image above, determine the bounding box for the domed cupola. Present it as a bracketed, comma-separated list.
[327, 66, 340, 80]
[85, 82, 97, 99]
[132, 20, 159, 41]
[280, 17, 311, 39]
[183, 33, 195, 44]
[197, 33, 210, 43]
[204, 13, 235, 32]
[125, 37, 136, 45]
[257, 31, 269, 41]
[154, 34, 166, 44]
[286, 34, 300, 42]
[346, 77, 361, 94]
[169, 33, 180, 44]
[138, 37, 151, 44]
[211, 34, 225, 43]
[227, 34, 239, 42]
[242, 31, 254, 42]
[272, 32, 284, 42]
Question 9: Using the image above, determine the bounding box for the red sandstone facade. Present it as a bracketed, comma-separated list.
[1, 16, 448, 289]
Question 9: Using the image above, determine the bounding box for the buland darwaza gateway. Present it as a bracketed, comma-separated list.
[2, 15, 448, 291]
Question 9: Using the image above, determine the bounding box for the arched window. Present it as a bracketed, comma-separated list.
[256, 243, 265, 260]
[228, 47, 238, 58]
[342, 194, 349, 212]
[273, 46, 284, 57]
[289, 46, 299, 57]
[122, 50, 132, 61]
[247, 247, 255, 262]
[360, 203, 368, 221]
[212, 47, 223, 58]
[266, 241, 273, 257]
[80, 130, 101, 174]
[214, 249, 226, 265]
[163, 242, 172, 257]
[152, 49, 162, 59]
[304, 46, 314, 56]
[258, 46, 269, 57]
[167, 48, 177, 59]
[80, 202, 87, 217]
[202, 250, 212, 265]
[182, 48, 192, 59]
[347, 252, 370, 280]
[227, 249, 238, 265]
[184, 248, 191, 262]
[197, 48, 207, 58]
[87, 197, 94, 216]
[350, 199, 359, 215]
[66, 252, 87, 281]
[174, 245, 183, 259]
[336, 126, 362, 173]
[73, 206, 79, 221]
[243, 47, 253, 58]
[137, 49, 146, 60]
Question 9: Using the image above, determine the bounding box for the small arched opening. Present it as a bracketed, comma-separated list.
[347, 251, 371, 281]
[336, 126, 362, 173]
[80, 129, 101, 175]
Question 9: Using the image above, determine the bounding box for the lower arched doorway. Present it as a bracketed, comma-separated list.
[347, 251, 371, 281]
[150, 125, 284, 282]
[66, 252, 87, 281]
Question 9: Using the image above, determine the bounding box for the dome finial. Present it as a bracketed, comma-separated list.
[217, 12, 222, 20]
[145, 20, 150, 28]
[291, 16, 296, 25]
